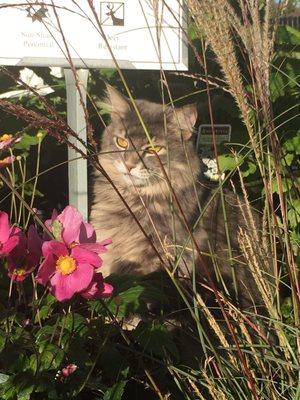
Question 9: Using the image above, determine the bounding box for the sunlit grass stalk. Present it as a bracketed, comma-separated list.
[201, 41, 238, 299]
[201, 369, 227, 400]
[196, 292, 237, 368]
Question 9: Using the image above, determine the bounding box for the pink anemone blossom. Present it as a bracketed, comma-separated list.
[45, 205, 112, 254]
[7, 225, 42, 282]
[80, 272, 113, 300]
[0, 211, 21, 257]
[36, 240, 103, 301]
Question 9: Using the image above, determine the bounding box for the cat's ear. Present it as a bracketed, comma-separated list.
[173, 104, 198, 140]
[104, 84, 131, 118]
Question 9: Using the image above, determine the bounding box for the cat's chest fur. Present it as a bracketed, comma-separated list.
[90, 172, 198, 276]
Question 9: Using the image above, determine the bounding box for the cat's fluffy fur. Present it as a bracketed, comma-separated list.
[90, 85, 266, 309]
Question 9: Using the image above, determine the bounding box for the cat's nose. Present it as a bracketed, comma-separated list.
[125, 162, 135, 172]
[124, 154, 138, 172]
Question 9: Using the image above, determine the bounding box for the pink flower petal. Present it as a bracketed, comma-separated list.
[1, 235, 20, 256]
[36, 254, 56, 286]
[79, 239, 112, 254]
[27, 225, 42, 256]
[80, 273, 113, 300]
[57, 205, 83, 245]
[49, 263, 94, 301]
[42, 240, 67, 259]
[26, 252, 41, 271]
[99, 238, 113, 247]
[102, 282, 114, 297]
[0, 138, 14, 150]
[78, 222, 96, 243]
[0, 211, 10, 243]
[71, 246, 102, 268]
[9, 230, 26, 261]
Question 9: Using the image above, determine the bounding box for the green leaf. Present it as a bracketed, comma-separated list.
[61, 313, 88, 337]
[287, 199, 300, 228]
[104, 381, 127, 400]
[0, 374, 9, 384]
[271, 178, 293, 194]
[283, 132, 300, 154]
[218, 154, 242, 172]
[52, 220, 62, 241]
[277, 25, 300, 47]
[34, 294, 56, 322]
[241, 161, 257, 177]
[14, 133, 40, 151]
[282, 152, 294, 167]
[38, 343, 64, 370]
[108, 285, 146, 318]
[133, 320, 179, 359]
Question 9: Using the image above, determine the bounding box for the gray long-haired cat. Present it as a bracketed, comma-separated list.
[90, 85, 267, 310]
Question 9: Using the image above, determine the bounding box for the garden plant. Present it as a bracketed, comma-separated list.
[0, 0, 299, 399]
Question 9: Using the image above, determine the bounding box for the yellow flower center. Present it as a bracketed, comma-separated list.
[0, 134, 12, 142]
[14, 268, 26, 276]
[56, 255, 77, 275]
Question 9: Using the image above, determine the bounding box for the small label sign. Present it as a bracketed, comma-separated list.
[197, 124, 231, 152]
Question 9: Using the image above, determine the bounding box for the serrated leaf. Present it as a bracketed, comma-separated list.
[39, 343, 64, 370]
[61, 313, 88, 336]
[108, 285, 146, 318]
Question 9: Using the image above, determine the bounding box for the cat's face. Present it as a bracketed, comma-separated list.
[99, 86, 199, 195]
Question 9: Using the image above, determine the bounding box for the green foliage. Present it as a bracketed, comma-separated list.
[14, 133, 43, 152]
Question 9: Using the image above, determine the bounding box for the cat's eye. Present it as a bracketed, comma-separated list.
[115, 137, 129, 149]
[145, 146, 164, 155]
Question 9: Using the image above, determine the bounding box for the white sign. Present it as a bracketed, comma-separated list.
[0, 0, 188, 70]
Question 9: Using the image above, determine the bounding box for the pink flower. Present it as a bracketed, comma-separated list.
[37, 205, 113, 302]
[0, 156, 14, 169]
[0, 211, 21, 257]
[45, 205, 111, 254]
[0, 134, 21, 150]
[36, 240, 102, 301]
[7, 225, 42, 282]
[61, 363, 78, 377]
[80, 273, 113, 300]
